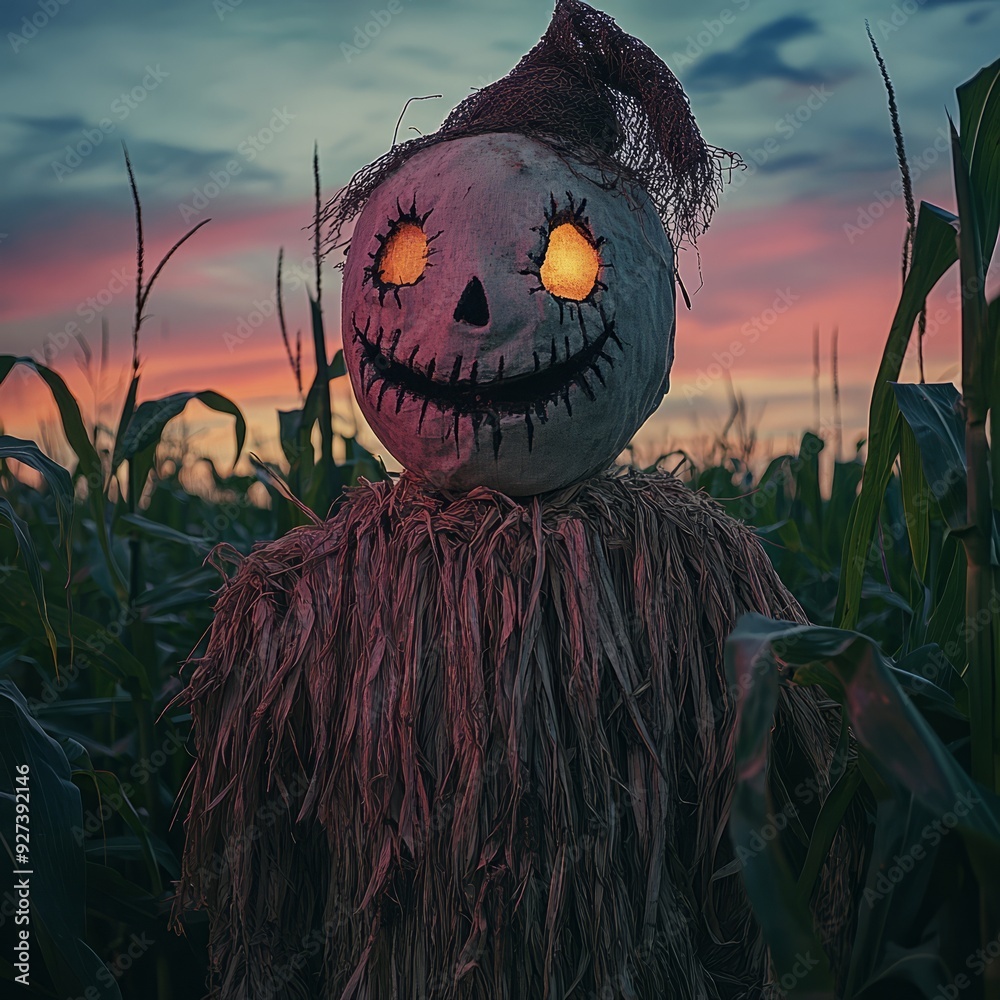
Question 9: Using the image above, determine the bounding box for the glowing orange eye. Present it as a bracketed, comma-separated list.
[377, 222, 428, 286]
[539, 222, 601, 300]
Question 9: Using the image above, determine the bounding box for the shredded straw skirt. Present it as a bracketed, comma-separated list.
[171, 469, 864, 999]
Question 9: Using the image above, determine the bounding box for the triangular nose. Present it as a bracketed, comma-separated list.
[453, 276, 490, 326]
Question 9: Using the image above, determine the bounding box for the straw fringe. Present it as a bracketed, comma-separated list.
[171, 469, 862, 998]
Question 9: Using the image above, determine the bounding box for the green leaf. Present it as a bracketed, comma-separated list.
[278, 403, 316, 474]
[329, 347, 347, 378]
[730, 617, 996, 818]
[112, 390, 247, 476]
[950, 113, 998, 788]
[84, 861, 161, 927]
[0, 356, 121, 593]
[892, 383, 967, 533]
[855, 941, 950, 996]
[728, 615, 1000, 846]
[727, 616, 1000, 994]
[0, 438, 77, 626]
[951, 119, 990, 423]
[846, 794, 952, 997]
[84, 834, 179, 879]
[307, 294, 340, 507]
[752, 455, 792, 526]
[115, 512, 212, 551]
[112, 374, 140, 473]
[990, 298, 1000, 510]
[135, 566, 217, 616]
[73, 766, 161, 893]
[57, 734, 92, 772]
[924, 536, 966, 661]
[0, 680, 122, 999]
[897, 418, 930, 581]
[0, 499, 58, 669]
[795, 762, 863, 904]
[0, 436, 74, 537]
[793, 432, 825, 565]
[725, 625, 837, 992]
[0, 358, 102, 491]
[836, 204, 959, 628]
[0, 571, 151, 696]
[957, 56, 1000, 267]
[32, 698, 134, 720]
[891, 647, 964, 714]
[823, 459, 863, 568]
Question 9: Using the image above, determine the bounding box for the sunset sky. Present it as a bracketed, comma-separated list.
[1, 0, 997, 475]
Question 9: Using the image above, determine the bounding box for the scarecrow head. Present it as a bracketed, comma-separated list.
[327, 0, 735, 493]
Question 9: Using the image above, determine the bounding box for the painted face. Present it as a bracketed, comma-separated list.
[342, 132, 676, 494]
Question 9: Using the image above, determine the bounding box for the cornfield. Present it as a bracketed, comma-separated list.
[1, 51, 999, 1000]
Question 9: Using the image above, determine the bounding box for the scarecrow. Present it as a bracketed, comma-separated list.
[171, 3, 864, 997]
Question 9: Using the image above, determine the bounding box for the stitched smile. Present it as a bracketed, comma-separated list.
[352, 305, 620, 407]
[351, 304, 623, 457]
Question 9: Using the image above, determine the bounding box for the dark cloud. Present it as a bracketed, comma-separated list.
[1, 114, 281, 185]
[0, 114, 283, 252]
[755, 150, 826, 174]
[687, 15, 829, 91]
[917, 0, 997, 21]
[745, 14, 819, 44]
[6, 114, 88, 136]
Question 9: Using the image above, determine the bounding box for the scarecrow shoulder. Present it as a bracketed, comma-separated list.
[208, 478, 397, 608]
[196, 477, 412, 663]
[601, 468, 804, 623]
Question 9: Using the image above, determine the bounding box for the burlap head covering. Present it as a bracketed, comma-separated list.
[323, 0, 740, 258]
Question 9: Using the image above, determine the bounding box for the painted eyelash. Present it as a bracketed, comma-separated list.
[362, 193, 443, 307]
[520, 190, 610, 317]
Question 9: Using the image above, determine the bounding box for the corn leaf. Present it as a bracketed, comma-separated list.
[957, 56, 1000, 267]
[836, 204, 959, 628]
[0, 680, 122, 999]
[891, 383, 967, 533]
